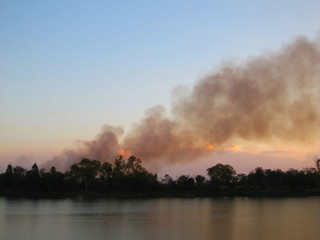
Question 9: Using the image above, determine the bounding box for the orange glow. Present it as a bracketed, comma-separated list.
[206, 144, 215, 150]
[119, 148, 132, 158]
[228, 144, 240, 151]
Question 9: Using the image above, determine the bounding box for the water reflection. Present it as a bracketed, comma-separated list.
[0, 197, 320, 240]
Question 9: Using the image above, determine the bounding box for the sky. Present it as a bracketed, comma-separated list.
[1, 0, 320, 176]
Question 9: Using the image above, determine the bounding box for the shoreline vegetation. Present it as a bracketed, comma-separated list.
[1, 156, 320, 199]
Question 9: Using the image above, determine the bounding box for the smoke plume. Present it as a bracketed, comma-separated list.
[47, 35, 320, 170]
[45, 125, 123, 170]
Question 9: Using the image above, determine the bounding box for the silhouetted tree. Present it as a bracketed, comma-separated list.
[112, 155, 126, 190]
[5, 164, 13, 176]
[123, 155, 158, 191]
[302, 168, 319, 188]
[207, 164, 236, 187]
[101, 162, 112, 178]
[41, 166, 65, 192]
[70, 158, 101, 192]
[12, 166, 26, 189]
[100, 162, 113, 189]
[248, 167, 266, 189]
[195, 175, 206, 188]
[236, 174, 248, 188]
[161, 174, 176, 189]
[265, 169, 284, 188]
[176, 175, 195, 190]
[125, 156, 144, 175]
[1, 158, 320, 195]
[26, 163, 41, 190]
[3, 164, 14, 188]
[284, 168, 304, 189]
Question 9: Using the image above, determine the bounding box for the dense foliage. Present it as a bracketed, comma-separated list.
[1, 156, 320, 195]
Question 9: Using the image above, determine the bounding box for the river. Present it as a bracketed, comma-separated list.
[0, 197, 319, 240]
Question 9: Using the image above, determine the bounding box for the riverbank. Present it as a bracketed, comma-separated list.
[1, 189, 320, 199]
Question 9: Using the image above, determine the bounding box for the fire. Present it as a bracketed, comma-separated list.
[119, 148, 132, 158]
[206, 144, 215, 150]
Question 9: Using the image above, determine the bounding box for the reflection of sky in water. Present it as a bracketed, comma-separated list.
[0, 197, 320, 240]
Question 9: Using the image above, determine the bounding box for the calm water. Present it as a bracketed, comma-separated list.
[0, 197, 320, 240]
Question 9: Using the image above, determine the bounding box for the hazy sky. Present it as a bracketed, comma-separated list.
[1, 0, 320, 175]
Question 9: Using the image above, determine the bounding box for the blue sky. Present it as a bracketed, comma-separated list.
[1, 0, 320, 172]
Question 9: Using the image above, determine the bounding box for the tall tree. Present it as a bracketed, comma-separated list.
[26, 163, 41, 190]
[70, 159, 101, 192]
[207, 163, 236, 186]
[125, 155, 144, 175]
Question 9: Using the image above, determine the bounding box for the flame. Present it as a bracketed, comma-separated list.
[206, 144, 215, 150]
[119, 148, 132, 158]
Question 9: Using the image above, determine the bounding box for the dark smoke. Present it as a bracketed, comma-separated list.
[47, 35, 320, 170]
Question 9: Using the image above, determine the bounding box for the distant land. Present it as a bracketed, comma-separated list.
[1, 156, 320, 198]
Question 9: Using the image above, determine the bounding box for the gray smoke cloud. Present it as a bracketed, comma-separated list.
[186, 37, 320, 142]
[124, 36, 320, 162]
[46, 35, 320, 170]
[45, 125, 123, 170]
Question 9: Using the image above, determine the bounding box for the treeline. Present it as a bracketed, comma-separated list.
[0, 156, 320, 195]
